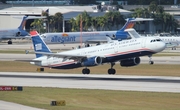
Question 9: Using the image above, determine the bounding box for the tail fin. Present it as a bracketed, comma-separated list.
[18, 16, 28, 30]
[30, 31, 51, 58]
[119, 18, 136, 31]
[115, 18, 154, 40]
[119, 18, 154, 31]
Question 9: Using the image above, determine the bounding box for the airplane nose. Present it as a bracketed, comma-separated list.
[156, 42, 166, 52]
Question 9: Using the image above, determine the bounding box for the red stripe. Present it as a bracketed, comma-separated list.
[49, 61, 76, 67]
[30, 31, 38, 36]
[106, 48, 154, 57]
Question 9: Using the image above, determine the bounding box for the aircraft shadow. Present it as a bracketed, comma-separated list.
[1, 74, 180, 83]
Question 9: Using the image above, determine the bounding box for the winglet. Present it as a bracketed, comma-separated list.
[18, 16, 28, 30]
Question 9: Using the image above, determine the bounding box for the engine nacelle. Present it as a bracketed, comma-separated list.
[120, 57, 140, 67]
[16, 32, 21, 37]
[81, 56, 102, 66]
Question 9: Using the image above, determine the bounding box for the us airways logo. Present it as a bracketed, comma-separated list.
[35, 43, 42, 50]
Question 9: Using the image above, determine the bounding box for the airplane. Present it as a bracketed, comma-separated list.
[29, 29, 165, 75]
[41, 18, 153, 46]
[0, 16, 30, 44]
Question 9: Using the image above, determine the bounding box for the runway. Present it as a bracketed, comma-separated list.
[1, 72, 180, 93]
[1, 53, 180, 65]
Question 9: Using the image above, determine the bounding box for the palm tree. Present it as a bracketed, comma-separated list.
[149, 1, 158, 14]
[41, 10, 49, 32]
[156, 6, 164, 14]
[113, 11, 125, 30]
[82, 11, 92, 31]
[69, 18, 78, 32]
[30, 19, 44, 33]
[96, 16, 107, 31]
[132, 8, 144, 18]
[104, 11, 116, 30]
[54, 12, 63, 32]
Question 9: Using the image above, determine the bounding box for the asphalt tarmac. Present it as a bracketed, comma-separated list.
[1, 72, 180, 93]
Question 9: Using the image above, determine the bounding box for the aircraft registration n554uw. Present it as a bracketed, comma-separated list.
[29, 29, 165, 74]
[41, 18, 153, 45]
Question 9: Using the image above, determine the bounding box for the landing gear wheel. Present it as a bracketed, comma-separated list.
[108, 68, 116, 75]
[8, 40, 12, 44]
[82, 68, 90, 74]
[148, 55, 154, 65]
[85, 44, 90, 47]
[149, 61, 154, 65]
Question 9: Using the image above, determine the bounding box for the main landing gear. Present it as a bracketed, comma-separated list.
[82, 68, 90, 74]
[82, 62, 116, 75]
[108, 62, 116, 75]
[8, 40, 12, 44]
[148, 55, 154, 65]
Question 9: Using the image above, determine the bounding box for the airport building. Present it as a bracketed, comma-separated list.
[0, 2, 180, 34]
[0, 4, 133, 32]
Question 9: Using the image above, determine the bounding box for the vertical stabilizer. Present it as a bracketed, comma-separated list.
[30, 31, 51, 58]
[115, 18, 154, 40]
[119, 18, 135, 31]
[18, 16, 28, 30]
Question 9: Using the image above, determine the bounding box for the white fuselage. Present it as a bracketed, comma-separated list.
[32, 37, 165, 69]
[0, 28, 20, 39]
[159, 36, 180, 47]
[41, 31, 117, 44]
[142, 35, 180, 47]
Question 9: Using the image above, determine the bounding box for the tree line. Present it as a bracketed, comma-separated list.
[131, 1, 179, 33]
[2, 0, 179, 5]
[31, 1, 179, 33]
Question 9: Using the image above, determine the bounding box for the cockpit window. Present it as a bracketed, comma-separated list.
[150, 39, 162, 42]
[41, 35, 46, 38]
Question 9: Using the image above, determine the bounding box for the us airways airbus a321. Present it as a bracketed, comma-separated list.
[29, 29, 165, 75]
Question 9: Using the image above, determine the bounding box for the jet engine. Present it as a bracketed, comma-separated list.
[81, 56, 102, 66]
[120, 57, 140, 67]
[16, 32, 21, 37]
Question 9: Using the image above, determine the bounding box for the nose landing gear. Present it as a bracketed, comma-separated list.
[148, 55, 154, 65]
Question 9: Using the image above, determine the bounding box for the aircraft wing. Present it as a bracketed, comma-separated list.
[124, 28, 142, 39]
[35, 52, 106, 61]
[35, 52, 88, 61]
[165, 42, 179, 48]
[16, 59, 42, 62]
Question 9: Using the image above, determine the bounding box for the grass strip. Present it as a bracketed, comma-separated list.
[0, 61, 180, 76]
[0, 87, 180, 110]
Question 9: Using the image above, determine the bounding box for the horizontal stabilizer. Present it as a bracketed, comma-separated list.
[126, 18, 154, 22]
[124, 28, 142, 39]
[15, 60, 42, 62]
